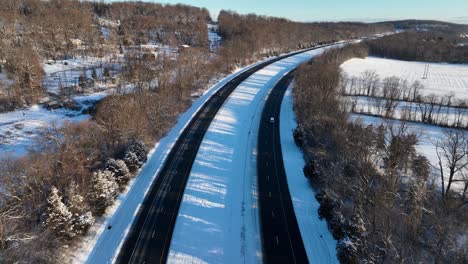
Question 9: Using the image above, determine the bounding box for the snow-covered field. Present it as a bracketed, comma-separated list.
[280, 84, 338, 263]
[341, 57, 468, 100]
[167, 45, 342, 263]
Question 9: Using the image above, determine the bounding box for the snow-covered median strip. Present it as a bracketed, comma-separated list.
[167, 45, 342, 263]
[280, 84, 339, 263]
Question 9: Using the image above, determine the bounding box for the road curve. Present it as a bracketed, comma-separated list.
[257, 71, 308, 263]
[115, 47, 327, 264]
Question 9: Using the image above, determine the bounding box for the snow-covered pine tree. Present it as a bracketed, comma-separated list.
[124, 139, 148, 171]
[67, 182, 95, 235]
[45, 186, 72, 237]
[89, 170, 118, 215]
[105, 158, 130, 185]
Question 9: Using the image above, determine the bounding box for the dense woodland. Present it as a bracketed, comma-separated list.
[0, 1, 395, 263]
[218, 10, 393, 67]
[366, 31, 468, 63]
[293, 45, 467, 263]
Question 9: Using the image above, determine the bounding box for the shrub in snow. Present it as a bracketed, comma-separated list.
[124, 139, 148, 171]
[316, 190, 340, 222]
[45, 187, 72, 237]
[303, 161, 320, 180]
[329, 212, 346, 240]
[89, 170, 118, 215]
[105, 158, 130, 185]
[124, 151, 141, 172]
[293, 126, 305, 147]
[337, 237, 360, 264]
[71, 211, 95, 235]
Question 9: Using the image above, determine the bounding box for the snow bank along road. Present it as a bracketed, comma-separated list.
[108, 45, 338, 264]
[257, 72, 308, 263]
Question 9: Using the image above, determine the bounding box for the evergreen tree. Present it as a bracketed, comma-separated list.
[105, 159, 130, 185]
[124, 139, 149, 171]
[67, 182, 95, 235]
[89, 170, 118, 215]
[45, 187, 72, 237]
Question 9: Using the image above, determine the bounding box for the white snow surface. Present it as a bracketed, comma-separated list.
[0, 92, 106, 157]
[280, 84, 338, 263]
[84, 52, 297, 264]
[167, 45, 342, 264]
[208, 24, 222, 52]
[341, 57, 468, 100]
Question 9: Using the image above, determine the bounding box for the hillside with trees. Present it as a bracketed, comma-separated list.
[218, 11, 393, 67]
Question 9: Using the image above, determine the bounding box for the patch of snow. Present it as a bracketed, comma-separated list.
[101, 27, 111, 39]
[167, 44, 343, 263]
[341, 57, 468, 100]
[280, 83, 338, 263]
[0, 92, 106, 157]
[208, 24, 222, 52]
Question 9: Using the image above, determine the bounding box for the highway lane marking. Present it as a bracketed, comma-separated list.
[276, 236, 279, 246]
[152, 230, 156, 239]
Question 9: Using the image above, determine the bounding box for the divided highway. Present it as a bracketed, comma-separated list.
[115, 47, 328, 264]
[257, 72, 308, 263]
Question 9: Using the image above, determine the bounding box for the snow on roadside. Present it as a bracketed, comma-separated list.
[83, 55, 284, 264]
[167, 45, 343, 264]
[280, 83, 339, 263]
[341, 57, 468, 100]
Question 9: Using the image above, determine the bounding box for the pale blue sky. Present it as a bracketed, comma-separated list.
[107, 0, 468, 23]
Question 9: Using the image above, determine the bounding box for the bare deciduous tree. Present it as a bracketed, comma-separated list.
[436, 130, 468, 197]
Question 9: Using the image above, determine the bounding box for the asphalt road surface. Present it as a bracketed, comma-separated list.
[257, 71, 308, 263]
[115, 46, 328, 264]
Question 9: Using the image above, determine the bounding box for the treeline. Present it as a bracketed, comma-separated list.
[293, 45, 467, 263]
[218, 11, 393, 68]
[366, 31, 468, 63]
